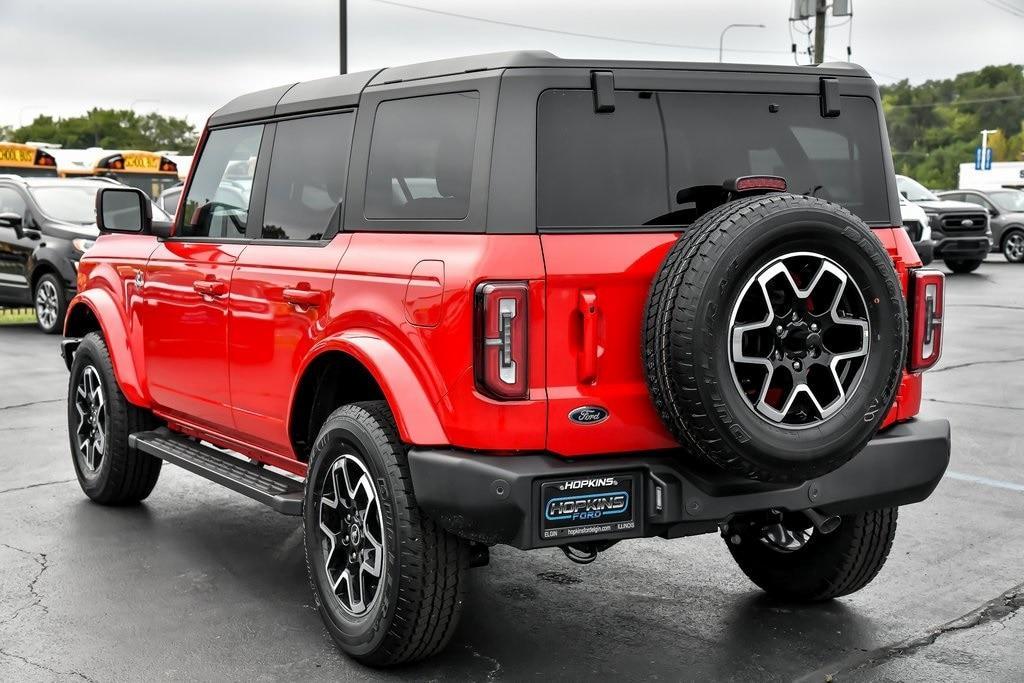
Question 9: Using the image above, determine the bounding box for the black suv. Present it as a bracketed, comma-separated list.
[896, 174, 991, 273]
[0, 175, 168, 332]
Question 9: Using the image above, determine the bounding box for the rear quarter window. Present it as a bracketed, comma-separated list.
[364, 91, 480, 220]
[537, 90, 888, 229]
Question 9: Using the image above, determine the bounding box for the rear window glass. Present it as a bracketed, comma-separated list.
[364, 92, 479, 220]
[537, 90, 888, 228]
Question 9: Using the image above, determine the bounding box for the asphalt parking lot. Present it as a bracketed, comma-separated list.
[1, 256, 1023, 682]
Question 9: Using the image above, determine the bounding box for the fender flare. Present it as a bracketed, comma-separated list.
[294, 331, 448, 446]
[64, 291, 150, 407]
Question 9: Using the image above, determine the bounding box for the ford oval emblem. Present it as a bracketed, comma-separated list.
[961, 218, 974, 227]
[568, 406, 609, 425]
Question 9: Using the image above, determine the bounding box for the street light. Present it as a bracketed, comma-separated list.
[719, 23, 766, 62]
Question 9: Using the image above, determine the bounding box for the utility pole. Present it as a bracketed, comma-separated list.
[340, 0, 347, 75]
[813, 0, 826, 64]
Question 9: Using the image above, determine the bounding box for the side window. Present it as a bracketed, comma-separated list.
[179, 125, 263, 239]
[0, 187, 27, 216]
[262, 112, 354, 240]
[364, 92, 479, 220]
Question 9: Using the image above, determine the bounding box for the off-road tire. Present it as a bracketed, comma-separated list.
[34, 272, 67, 334]
[643, 193, 906, 483]
[727, 508, 898, 601]
[944, 257, 984, 273]
[303, 401, 469, 666]
[68, 331, 162, 503]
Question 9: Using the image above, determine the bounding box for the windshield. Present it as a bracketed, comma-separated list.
[989, 190, 1024, 213]
[896, 175, 939, 202]
[29, 185, 169, 224]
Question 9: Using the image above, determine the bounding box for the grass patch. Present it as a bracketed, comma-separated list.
[0, 308, 36, 325]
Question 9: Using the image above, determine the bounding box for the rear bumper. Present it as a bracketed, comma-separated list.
[408, 419, 950, 550]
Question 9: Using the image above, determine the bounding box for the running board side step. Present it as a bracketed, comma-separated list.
[129, 428, 304, 515]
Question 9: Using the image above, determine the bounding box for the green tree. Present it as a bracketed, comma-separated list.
[6, 108, 197, 152]
[882, 64, 1024, 189]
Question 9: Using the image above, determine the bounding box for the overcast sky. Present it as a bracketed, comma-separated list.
[2, 0, 1021, 131]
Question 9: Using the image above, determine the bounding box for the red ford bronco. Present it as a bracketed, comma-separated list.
[62, 52, 950, 666]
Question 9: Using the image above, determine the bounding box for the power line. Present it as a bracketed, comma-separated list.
[886, 94, 1024, 109]
[369, 0, 793, 55]
[981, 0, 1024, 18]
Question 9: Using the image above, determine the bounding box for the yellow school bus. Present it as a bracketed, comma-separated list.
[0, 142, 59, 177]
[88, 150, 179, 198]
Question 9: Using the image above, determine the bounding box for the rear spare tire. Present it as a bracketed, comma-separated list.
[644, 194, 906, 482]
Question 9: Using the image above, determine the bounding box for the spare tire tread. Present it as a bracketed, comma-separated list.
[643, 193, 905, 482]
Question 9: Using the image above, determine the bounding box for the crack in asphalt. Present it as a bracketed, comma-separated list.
[0, 543, 50, 626]
[0, 397, 63, 411]
[923, 397, 1024, 412]
[0, 479, 75, 496]
[0, 648, 97, 683]
[464, 645, 503, 681]
[800, 582, 1024, 681]
[929, 356, 1024, 375]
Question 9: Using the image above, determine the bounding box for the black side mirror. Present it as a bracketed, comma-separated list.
[0, 212, 22, 236]
[96, 187, 152, 234]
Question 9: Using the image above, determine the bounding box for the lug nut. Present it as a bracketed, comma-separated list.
[810, 323, 818, 332]
[775, 325, 784, 335]
[792, 361, 802, 371]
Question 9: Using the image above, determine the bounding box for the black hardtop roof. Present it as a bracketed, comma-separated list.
[208, 50, 870, 127]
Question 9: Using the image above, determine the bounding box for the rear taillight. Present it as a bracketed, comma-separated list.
[475, 282, 529, 400]
[909, 269, 944, 372]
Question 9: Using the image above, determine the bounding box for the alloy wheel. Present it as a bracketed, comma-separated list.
[318, 452, 386, 617]
[35, 279, 59, 331]
[729, 251, 870, 429]
[74, 365, 107, 472]
[1004, 232, 1024, 263]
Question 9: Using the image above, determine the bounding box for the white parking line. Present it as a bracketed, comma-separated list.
[946, 470, 1024, 493]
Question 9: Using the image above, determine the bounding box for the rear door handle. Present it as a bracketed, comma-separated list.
[193, 279, 227, 297]
[577, 289, 598, 384]
[283, 288, 324, 308]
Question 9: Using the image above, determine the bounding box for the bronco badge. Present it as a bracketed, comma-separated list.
[568, 406, 609, 425]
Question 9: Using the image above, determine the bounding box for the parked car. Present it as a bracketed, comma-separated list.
[155, 182, 182, 219]
[63, 52, 950, 666]
[899, 195, 934, 265]
[0, 175, 168, 332]
[937, 188, 1024, 263]
[896, 174, 991, 273]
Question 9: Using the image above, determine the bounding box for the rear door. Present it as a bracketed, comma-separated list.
[536, 85, 892, 457]
[142, 124, 263, 432]
[0, 186, 33, 306]
[228, 111, 355, 454]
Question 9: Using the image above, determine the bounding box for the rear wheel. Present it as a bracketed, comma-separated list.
[303, 401, 468, 666]
[68, 332, 162, 504]
[944, 257, 984, 273]
[726, 508, 898, 601]
[1002, 230, 1024, 263]
[34, 273, 66, 334]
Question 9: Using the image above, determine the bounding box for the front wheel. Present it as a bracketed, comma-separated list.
[944, 257, 984, 273]
[726, 507, 898, 601]
[68, 332, 162, 503]
[35, 273, 67, 334]
[303, 401, 469, 666]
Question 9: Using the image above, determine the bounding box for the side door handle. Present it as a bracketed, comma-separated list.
[577, 289, 599, 384]
[193, 279, 228, 297]
[283, 288, 324, 308]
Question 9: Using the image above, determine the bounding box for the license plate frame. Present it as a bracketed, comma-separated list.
[538, 472, 640, 543]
